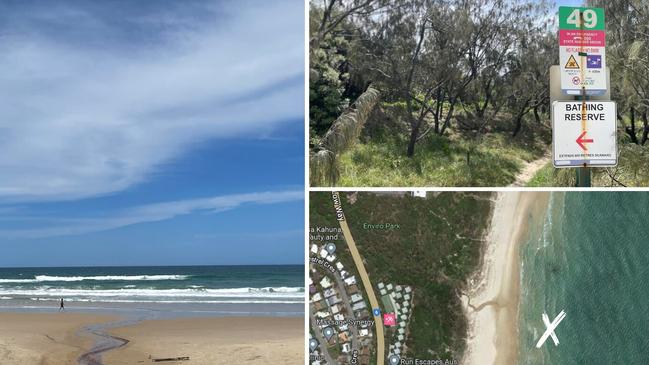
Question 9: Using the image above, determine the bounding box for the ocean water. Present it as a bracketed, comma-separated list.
[0, 265, 304, 308]
[519, 192, 649, 364]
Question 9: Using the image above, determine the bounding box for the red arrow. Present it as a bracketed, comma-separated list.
[576, 131, 594, 150]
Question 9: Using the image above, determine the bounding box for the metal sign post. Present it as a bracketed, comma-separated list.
[552, 6, 616, 187]
[576, 91, 590, 187]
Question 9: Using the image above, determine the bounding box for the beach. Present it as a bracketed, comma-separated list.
[0, 265, 305, 364]
[0, 313, 303, 365]
[106, 317, 304, 364]
[0, 313, 116, 365]
[462, 192, 549, 365]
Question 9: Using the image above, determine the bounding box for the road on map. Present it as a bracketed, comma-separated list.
[332, 192, 385, 365]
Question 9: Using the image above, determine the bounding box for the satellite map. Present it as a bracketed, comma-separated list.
[309, 191, 492, 365]
[309, 191, 649, 365]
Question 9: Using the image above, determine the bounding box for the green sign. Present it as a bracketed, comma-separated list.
[559, 7, 605, 31]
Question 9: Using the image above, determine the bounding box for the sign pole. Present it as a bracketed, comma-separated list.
[574, 88, 591, 187]
[575, 86, 591, 190]
[575, 11, 590, 188]
[576, 11, 591, 188]
[552, 6, 615, 183]
[576, 166, 591, 186]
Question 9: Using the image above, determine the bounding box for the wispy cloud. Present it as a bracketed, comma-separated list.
[0, 0, 304, 202]
[0, 190, 303, 239]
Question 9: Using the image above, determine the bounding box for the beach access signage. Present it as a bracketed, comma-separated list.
[559, 7, 606, 95]
[552, 101, 617, 167]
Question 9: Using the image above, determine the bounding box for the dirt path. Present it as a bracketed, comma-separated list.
[509, 153, 551, 187]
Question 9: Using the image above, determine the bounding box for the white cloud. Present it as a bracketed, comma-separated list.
[0, 0, 304, 202]
[0, 190, 303, 239]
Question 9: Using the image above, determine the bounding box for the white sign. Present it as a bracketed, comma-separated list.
[552, 101, 617, 167]
[558, 7, 607, 95]
[559, 46, 607, 95]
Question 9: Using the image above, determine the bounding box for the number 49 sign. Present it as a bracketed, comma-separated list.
[561, 7, 604, 30]
[559, 7, 607, 95]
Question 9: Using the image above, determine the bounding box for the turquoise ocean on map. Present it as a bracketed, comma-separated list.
[518, 192, 649, 364]
[0, 265, 304, 317]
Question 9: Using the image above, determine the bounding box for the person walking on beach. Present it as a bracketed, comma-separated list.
[59, 298, 64, 312]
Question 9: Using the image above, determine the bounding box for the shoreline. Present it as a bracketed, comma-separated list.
[0, 300, 303, 318]
[461, 192, 550, 365]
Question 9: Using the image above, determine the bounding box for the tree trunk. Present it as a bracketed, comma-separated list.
[434, 88, 444, 134]
[483, 90, 492, 117]
[406, 122, 420, 157]
[533, 104, 541, 124]
[476, 80, 492, 119]
[642, 110, 649, 145]
[512, 99, 531, 137]
[512, 117, 523, 137]
[403, 18, 428, 158]
[405, 97, 420, 157]
[625, 107, 639, 144]
[439, 98, 457, 136]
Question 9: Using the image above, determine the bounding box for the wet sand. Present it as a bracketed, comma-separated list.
[0, 312, 117, 365]
[462, 192, 550, 365]
[0, 313, 303, 365]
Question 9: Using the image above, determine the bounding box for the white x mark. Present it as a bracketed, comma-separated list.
[535, 310, 566, 348]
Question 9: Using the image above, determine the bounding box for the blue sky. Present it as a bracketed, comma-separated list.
[556, 0, 585, 7]
[0, 0, 305, 267]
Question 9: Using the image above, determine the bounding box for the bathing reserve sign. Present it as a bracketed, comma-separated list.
[552, 101, 617, 167]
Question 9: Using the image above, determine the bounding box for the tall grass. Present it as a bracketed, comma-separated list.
[335, 133, 542, 187]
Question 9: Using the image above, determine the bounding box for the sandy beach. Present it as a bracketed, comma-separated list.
[105, 317, 304, 365]
[0, 312, 116, 365]
[462, 192, 550, 365]
[0, 313, 303, 365]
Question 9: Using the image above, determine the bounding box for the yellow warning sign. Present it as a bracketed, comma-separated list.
[565, 55, 579, 69]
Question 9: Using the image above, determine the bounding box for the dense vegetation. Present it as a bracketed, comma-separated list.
[310, 192, 493, 360]
[310, 0, 649, 187]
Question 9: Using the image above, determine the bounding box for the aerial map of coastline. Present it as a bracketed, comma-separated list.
[309, 191, 649, 364]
